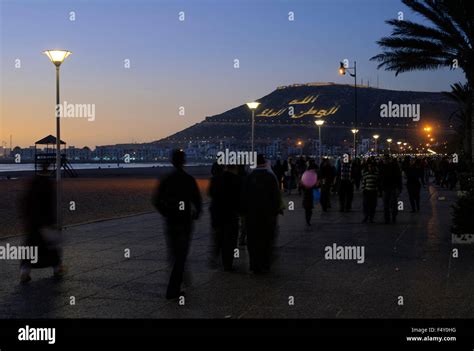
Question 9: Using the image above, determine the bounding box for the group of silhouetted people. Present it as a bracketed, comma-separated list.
[152, 150, 455, 299]
[271, 154, 458, 227]
[19, 149, 459, 300]
[152, 150, 282, 299]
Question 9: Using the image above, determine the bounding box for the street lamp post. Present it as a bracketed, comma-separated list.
[386, 138, 392, 155]
[351, 129, 359, 158]
[246, 102, 260, 153]
[315, 119, 324, 165]
[43, 49, 72, 231]
[373, 134, 380, 155]
[339, 61, 358, 156]
[397, 141, 402, 154]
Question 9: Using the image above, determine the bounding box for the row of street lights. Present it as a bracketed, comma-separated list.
[45, 50, 421, 230]
[295, 133, 408, 159]
[245, 99, 400, 162]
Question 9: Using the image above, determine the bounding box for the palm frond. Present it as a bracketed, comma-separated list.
[371, 0, 474, 77]
[371, 50, 451, 75]
[385, 19, 464, 51]
[403, 0, 468, 48]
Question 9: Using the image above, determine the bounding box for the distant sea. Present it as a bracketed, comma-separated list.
[0, 162, 212, 172]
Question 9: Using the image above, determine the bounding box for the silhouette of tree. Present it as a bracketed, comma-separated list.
[371, 0, 474, 161]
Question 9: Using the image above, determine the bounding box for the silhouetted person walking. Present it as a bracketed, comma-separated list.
[380, 155, 402, 224]
[337, 156, 354, 212]
[152, 150, 202, 299]
[296, 156, 306, 195]
[285, 157, 296, 195]
[209, 165, 242, 271]
[20, 162, 64, 283]
[352, 158, 362, 191]
[447, 160, 458, 190]
[272, 159, 285, 190]
[319, 158, 335, 212]
[405, 158, 424, 212]
[361, 161, 379, 223]
[302, 162, 318, 226]
[237, 165, 248, 246]
[439, 157, 449, 187]
[241, 155, 281, 274]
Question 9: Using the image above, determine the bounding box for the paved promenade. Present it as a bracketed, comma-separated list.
[0, 184, 473, 319]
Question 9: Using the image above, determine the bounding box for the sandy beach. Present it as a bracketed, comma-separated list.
[0, 166, 211, 238]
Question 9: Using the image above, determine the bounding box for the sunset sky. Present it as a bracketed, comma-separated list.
[0, 0, 464, 148]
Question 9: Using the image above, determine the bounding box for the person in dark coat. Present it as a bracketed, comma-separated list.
[302, 161, 318, 226]
[281, 160, 289, 192]
[285, 157, 296, 195]
[20, 162, 64, 283]
[319, 158, 335, 212]
[337, 155, 354, 212]
[209, 165, 242, 271]
[237, 165, 248, 246]
[241, 154, 281, 274]
[439, 157, 449, 188]
[152, 149, 202, 299]
[352, 157, 362, 191]
[361, 161, 379, 223]
[272, 159, 285, 191]
[446, 160, 458, 190]
[405, 158, 425, 212]
[379, 155, 402, 224]
[296, 156, 307, 195]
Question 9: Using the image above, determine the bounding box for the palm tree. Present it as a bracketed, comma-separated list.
[444, 82, 473, 156]
[371, 0, 474, 161]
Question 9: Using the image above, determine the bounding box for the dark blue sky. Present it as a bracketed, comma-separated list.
[1, 0, 465, 147]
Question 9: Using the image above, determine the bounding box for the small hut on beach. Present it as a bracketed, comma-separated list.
[34, 135, 77, 177]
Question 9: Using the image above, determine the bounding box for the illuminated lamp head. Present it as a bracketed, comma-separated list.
[339, 62, 346, 75]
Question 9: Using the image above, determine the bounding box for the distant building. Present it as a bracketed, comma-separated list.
[0, 146, 11, 158]
[66, 146, 92, 161]
[359, 138, 370, 155]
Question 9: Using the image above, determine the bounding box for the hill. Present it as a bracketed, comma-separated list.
[157, 82, 458, 146]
